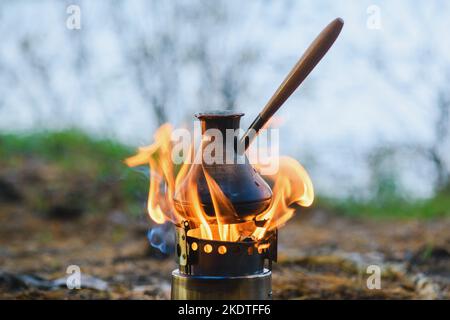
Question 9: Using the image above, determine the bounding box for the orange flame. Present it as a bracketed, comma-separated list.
[125, 124, 314, 241]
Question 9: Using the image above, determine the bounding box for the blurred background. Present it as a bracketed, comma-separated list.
[0, 0, 449, 299]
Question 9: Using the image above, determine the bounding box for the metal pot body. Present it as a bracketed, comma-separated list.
[173, 111, 272, 223]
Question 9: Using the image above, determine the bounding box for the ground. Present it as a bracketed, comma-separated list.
[1, 205, 448, 299]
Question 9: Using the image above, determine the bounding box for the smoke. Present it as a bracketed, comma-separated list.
[147, 222, 175, 255]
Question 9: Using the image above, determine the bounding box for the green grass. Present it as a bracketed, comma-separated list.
[317, 192, 450, 219]
[1, 129, 130, 169]
[0, 129, 147, 213]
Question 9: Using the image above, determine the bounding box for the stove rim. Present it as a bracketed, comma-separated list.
[171, 268, 272, 280]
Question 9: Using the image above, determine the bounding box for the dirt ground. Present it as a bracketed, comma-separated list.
[1, 204, 449, 300]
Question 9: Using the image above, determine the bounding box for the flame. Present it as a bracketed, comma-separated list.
[251, 156, 314, 239]
[125, 123, 314, 241]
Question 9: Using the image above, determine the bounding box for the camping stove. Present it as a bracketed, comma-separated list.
[171, 221, 277, 300]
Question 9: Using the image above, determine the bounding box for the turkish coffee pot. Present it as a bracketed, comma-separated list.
[173, 18, 344, 224]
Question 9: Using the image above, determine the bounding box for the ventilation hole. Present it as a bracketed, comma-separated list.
[218, 245, 227, 255]
[247, 247, 254, 255]
[176, 244, 181, 257]
[233, 246, 240, 254]
[204, 244, 213, 253]
[191, 242, 198, 251]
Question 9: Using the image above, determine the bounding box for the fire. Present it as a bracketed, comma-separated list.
[125, 123, 314, 242]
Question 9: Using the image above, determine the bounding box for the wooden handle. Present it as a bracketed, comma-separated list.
[240, 18, 344, 151]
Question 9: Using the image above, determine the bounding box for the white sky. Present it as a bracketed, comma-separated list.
[1, 0, 449, 198]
